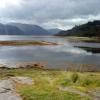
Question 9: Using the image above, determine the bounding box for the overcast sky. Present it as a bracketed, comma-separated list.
[0, 0, 100, 29]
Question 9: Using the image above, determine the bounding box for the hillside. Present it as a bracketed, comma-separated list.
[9, 23, 49, 35]
[0, 23, 49, 35]
[0, 24, 24, 35]
[47, 28, 62, 35]
[56, 20, 100, 37]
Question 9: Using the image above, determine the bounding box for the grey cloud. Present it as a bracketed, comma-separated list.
[0, 0, 100, 29]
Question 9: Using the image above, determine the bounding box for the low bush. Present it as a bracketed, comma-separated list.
[71, 73, 79, 83]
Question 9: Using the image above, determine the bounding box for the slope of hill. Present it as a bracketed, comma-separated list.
[0, 24, 6, 34]
[0, 24, 24, 35]
[47, 28, 62, 35]
[9, 23, 49, 35]
[56, 20, 100, 37]
[5, 25, 24, 35]
[0, 23, 50, 35]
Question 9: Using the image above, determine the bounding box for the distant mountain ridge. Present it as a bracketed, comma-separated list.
[0, 23, 49, 35]
[9, 23, 49, 35]
[0, 23, 24, 35]
[56, 20, 100, 37]
[47, 28, 62, 34]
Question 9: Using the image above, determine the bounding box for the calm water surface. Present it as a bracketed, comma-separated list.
[0, 35, 100, 68]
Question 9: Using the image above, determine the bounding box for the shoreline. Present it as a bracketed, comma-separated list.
[61, 36, 100, 43]
[0, 61, 99, 72]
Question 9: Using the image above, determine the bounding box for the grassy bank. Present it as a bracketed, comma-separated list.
[0, 68, 100, 100]
[65, 36, 100, 43]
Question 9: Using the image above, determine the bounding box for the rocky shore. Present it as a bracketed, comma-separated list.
[0, 61, 99, 72]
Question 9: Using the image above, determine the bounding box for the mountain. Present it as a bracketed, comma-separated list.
[47, 28, 62, 35]
[56, 20, 100, 37]
[0, 23, 49, 35]
[5, 25, 24, 35]
[9, 23, 49, 35]
[0, 24, 6, 34]
[0, 24, 24, 35]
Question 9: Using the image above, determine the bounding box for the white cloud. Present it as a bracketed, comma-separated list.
[0, 0, 22, 8]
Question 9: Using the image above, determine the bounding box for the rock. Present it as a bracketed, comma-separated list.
[88, 89, 100, 100]
[0, 79, 22, 100]
[0, 77, 34, 100]
[0, 92, 22, 100]
[11, 77, 34, 85]
[34, 64, 39, 67]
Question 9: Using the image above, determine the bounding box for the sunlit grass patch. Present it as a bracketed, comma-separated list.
[17, 84, 90, 100]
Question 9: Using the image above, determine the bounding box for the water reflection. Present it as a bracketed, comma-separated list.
[0, 36, 100, 68]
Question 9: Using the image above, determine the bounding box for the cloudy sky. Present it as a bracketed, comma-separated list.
[0, 0, 100, 29]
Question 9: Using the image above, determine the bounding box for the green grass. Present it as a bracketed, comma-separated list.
[18, 85, 90, 100]
[66, 36, 100, 43]
[0, 68, 99, 100]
